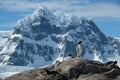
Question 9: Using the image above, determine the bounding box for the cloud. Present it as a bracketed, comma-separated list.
[0, 0, 40, 11]
[0, 0, 120, 18]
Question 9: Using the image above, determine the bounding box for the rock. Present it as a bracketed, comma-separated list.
[115, 75, 120, 80]
[44, 74, 68, 80]
[54, 60, 62, 68]
[78, 74, 109, 80]
[106, 61, 117, 65]
[104, 69, 120, 78]
[85, 64, 100, 73]
[5, 58, 120, 80]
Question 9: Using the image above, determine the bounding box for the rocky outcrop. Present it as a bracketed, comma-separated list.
[5, 58, 120, 80]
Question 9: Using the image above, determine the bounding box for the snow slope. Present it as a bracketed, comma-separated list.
[0, 31, 13, 50]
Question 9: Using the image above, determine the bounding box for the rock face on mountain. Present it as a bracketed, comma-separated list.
[5, 58, 120, 80]
[0, 6, 120, 67]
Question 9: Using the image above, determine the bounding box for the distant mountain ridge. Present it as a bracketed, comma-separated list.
[0, 6, 120, 67]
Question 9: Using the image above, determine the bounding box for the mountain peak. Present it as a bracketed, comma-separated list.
[0, 6, 120, 67]
[33, 6, 50, 16]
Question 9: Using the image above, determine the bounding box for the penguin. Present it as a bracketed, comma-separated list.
[76, 41, 82, 58]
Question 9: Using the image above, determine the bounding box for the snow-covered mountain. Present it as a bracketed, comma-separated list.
[0, 31, 13, 51]
[0, 6, 120, 67]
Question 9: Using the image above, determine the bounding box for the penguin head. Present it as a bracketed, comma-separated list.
[78, 41, 82, 44]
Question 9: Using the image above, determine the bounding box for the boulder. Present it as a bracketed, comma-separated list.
[5, 58, 120, 80]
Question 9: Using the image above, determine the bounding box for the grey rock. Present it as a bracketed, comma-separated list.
[5, 58, 120, 80]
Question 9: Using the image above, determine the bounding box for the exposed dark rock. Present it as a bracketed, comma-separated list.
[106, 61, 117, 65]
[104, 69, 120, 78]
[5, 58, 120, 80]
[78, 74, 109, 80]
[85, 64, 100, 73]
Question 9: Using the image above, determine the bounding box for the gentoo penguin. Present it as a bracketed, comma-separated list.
[76, 41, 82, 58]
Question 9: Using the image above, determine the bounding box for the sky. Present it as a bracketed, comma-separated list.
[0, 0, 120, 37]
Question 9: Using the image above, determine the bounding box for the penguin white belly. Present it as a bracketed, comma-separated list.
[76, 44, 82, 57]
